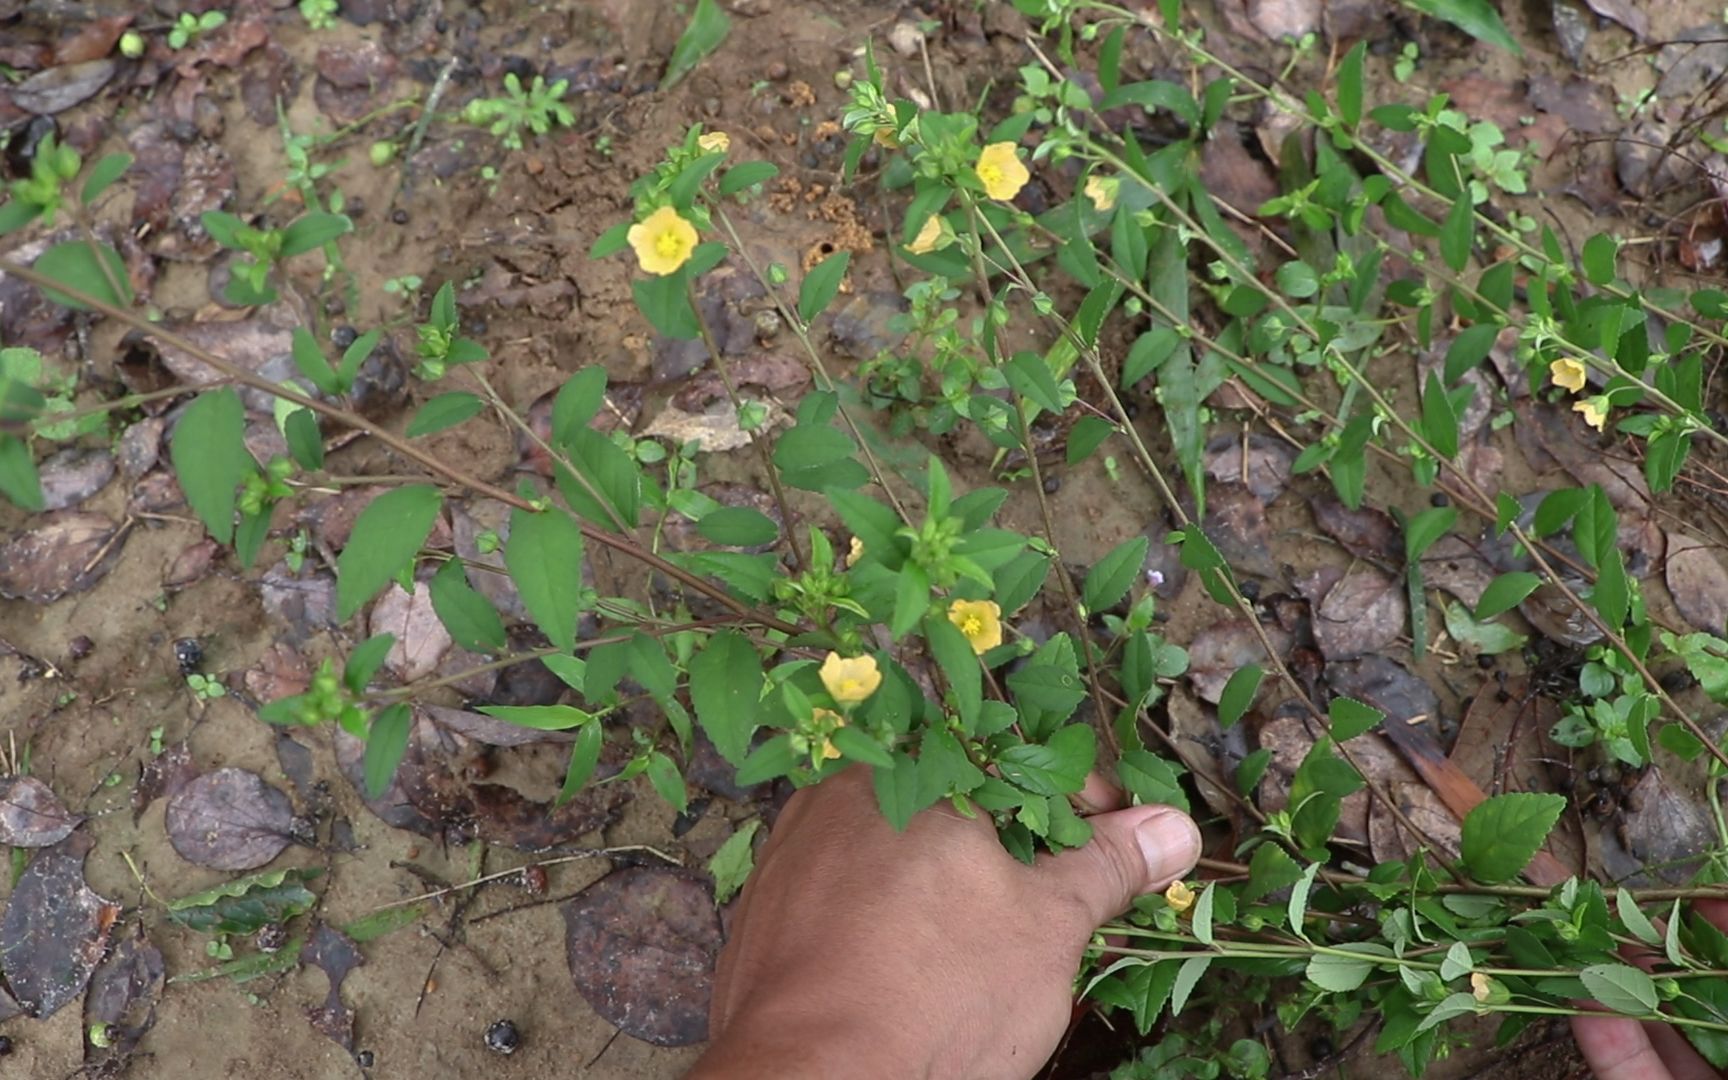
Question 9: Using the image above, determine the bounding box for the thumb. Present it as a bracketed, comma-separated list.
[1041, 805, 1202, 930]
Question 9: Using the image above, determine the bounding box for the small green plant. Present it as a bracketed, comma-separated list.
[299, 0, 339, 31]
[186, 674, 227, 701]
[461, 74, 575, 151]
[1393, 42, 1419, 82]
[199, 209, 352, 305]
[168, 10, 227, 50]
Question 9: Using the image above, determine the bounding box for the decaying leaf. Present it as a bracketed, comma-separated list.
[1665, 533, 1728, 635]
[1369, 781, 1463, 865]
[83, 928, 165, 1071]
[1311, 567, 1406, 661]
[133, 740, 197, 824]
[0, 511, 128, 603]
[303, 924, 363, 1053]
[1186, 621, 1291, 704]
[0, 775, 80, 847]
[563, 867, 720, 1046]
[1203, 434, 1293, 503]
[0, 831, 120, 1018]
[369, 582, 452, 682]
[640, 401, 789, 453]
[165, 768, 298, 871]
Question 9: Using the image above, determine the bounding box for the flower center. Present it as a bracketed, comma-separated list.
[979, 163, 1002, 185]
[654, 231, 684, 258]
[962, 615, 983, 637]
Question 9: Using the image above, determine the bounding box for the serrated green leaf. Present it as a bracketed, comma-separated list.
[1475, 571, 1542, 620]
[708, 819, 761, 904]
[504, 506, 586, 652]
[428, 559, 506, 652]
[551, 366, 608, 445]
[996, 725, 1093, 796]
[697, 506, 778, 547]
[1460, 792, 1566, 884]
[1580, 963, 1658, 1015]
[335, 485, 442, 620]
[171, 388, 252, 545]
[1083, 535, 1149, 612]
[690, 631, 762, 765]
[797, 251, 849, 323]
[1116, 750, 1188, 811]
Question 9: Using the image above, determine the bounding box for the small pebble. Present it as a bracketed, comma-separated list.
[1042, 474, 1060, 494]
[173, 638, 204, 675]
[356, 1050, 374, 1068]
[256, 923, 288, 953]
[485, 1019, 521, 1055]
[332, 325, 359, 349]
[0, 1034, 13, 1055]
[391, 209, 409, 225]
[68, 635, 94, 661]
[1429, 491, 1451, 508]
[753, 309, 782, 342]
[888, 21, 924, 56]
[766, 61, 789, 82]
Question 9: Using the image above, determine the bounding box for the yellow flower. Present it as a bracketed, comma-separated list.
[1574, 397, 1607, 431]
[1084, 175, 1118, 212]
[697, 131, 731, 155]
[907, 214, 951, 255]
[820, 652, 881, 704]
[1470, 972, 1492, 1002]
[811, 708, 845, 761]
[1549, 357, 1587, 393]
[1164, 880, 1196, 913]
[947, 599, 1003, 654]
[845, 536, 865, 568]
[873, 127, 901, 149]
[627, 206, 699, 276]
[975, 142, 1030, 202]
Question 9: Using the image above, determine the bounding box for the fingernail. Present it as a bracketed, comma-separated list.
[1136, 809, 1202, 887]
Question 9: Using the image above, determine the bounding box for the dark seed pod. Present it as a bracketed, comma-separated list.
[485, 1019, 521, 1055]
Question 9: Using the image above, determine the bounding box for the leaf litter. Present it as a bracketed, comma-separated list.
[0, 775, 81, 847]
[164, 767, 299, 871]
[0, 831, 120, 1019]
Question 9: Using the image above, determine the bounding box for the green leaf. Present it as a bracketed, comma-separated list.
[1475, 571, 1542, 620]
[504, 507, 586, 652]
[1582, 234, 1618, 287]
[1065, 416, 1115, 464]
[1442, 600, 1527, 655]
[171, 388, 252, 545]
[996, 725, 1094, 796]
[1288, 862, 1321, 939]
[1404, 0, 1520, 53]
[1404, 506, 1457, 561]
[279, 211, 352, 257]
[1083, 535, 1148, 612]
[80, 152, 133, 205]
[343, 633, 395, 694]
[1336, 41, 1365, 128]
[557, 427, 641, 530]
[1460, 792, 1566, 884]
[335, 485, 443, 620]
[644, 751, 687, 813]
[797, 251, 849, 324]
[719, 161, 778, 196]
[363, 703, 412, 799]
[1616, 888, 1662, 946]
[405, 392, 484, 437]
[1006, 663, 1087, 718]
[0, 435, 44, 511]
[1003, 351, 1065, 414]
[337, 329, 382, 389]
[1580, 963, 1658, 1016]
[994, 550, 1050, 614]
[1097, 80, 1199, 126]
[1443, 323, 1500, 384]
[1116, 750, 1188, 811]
[633, 271, 700, 339]
[1422, 369, 1459, 459]
[1327, 696, 1384, 741]
[925, 610, 981, 730]
[1217, 664, 1263, 728]
[556, 721, 604, 806]
[1170, 955, 1211, 1017]
[661, 0, 731, 90]
[283, 407, 324, 471]
[35, 240, 131, 309]
[690, 631, 762, 765]
[479, 704, 596, 731]
[166, 867, 322, 934]
[1306, 947, 1380, 992]
[589, 221, 630, 260]
[835, 726, 895, 768]
[891, 560, 930, 639]
[697, 506, 778, 547]
[1439, 195, 1474, 273]
[708, 819, 762, 904]
[428, 559, 506, 653]
[551, 366, 608, 445]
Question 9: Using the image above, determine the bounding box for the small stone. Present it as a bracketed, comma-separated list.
[888, 22, 924, 56]
[68, 635, 93, 661]
[766, 61, 789, 82]
[753, 309, 782, 342]
[256, 923, 288, 953]
[332, 325, 358, 348]
[391, 209, 409, 225]
[355, 1049, 374, 1068]
[1042, 474, 1060, 495]
[174, 638, 204, 675]
[485, 1019, 521, 1055]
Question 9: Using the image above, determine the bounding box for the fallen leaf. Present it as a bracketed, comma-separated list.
[1657, 25, 1728, 98]
[1256, 714, 1418, 844]
[1665, 533, 1728, 635]
[164, 538, 222, 591]
[424, 704, 575, 748]
[1204, 433, 1293, 503]
[1369, 781, 1462, 865]
[1312, 497, 1400, 563]
[1199, 130, 1279, 213]
[0, 776, 81, 847]
[640, 401, 789, 454]
[1519, 580, 1604, 648]
[13, 59, 116, 114]
[1201, 483, 1277, 579]
[0, 511, 127, 603]
[1325, 654, 1438, 729]
[302, 924, 363, 1054]
[369, 583, 452, 683]
[1311, 566, 1407, 661]
[260, 561, 339, 642]
[117, 418, 165, 477]
[164, 768, 297, 871]
[1581, 0, 1646, 39]
[1602, 767, 1722, 885]
[132, 741, 196, 825]
[148, 316, 296, 411]
[1187, 620, 1292, 704]
[245, 642, 311, 706]
[82, 928, 164, 1070]
[37, 447, 115, 511]
[1513, 401, 1649, 513]
[562, 867, 720, 1047]
[0, 832, 120, 1018]
[52, 15, 132, 66]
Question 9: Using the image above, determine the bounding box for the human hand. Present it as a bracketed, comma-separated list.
[686, 765, 1202, 1080]
[1571, 899, 1728, 1080]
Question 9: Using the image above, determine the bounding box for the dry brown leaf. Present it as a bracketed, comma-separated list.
[369, 583, 452, 683]
[1665, 533, 1728, 634]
